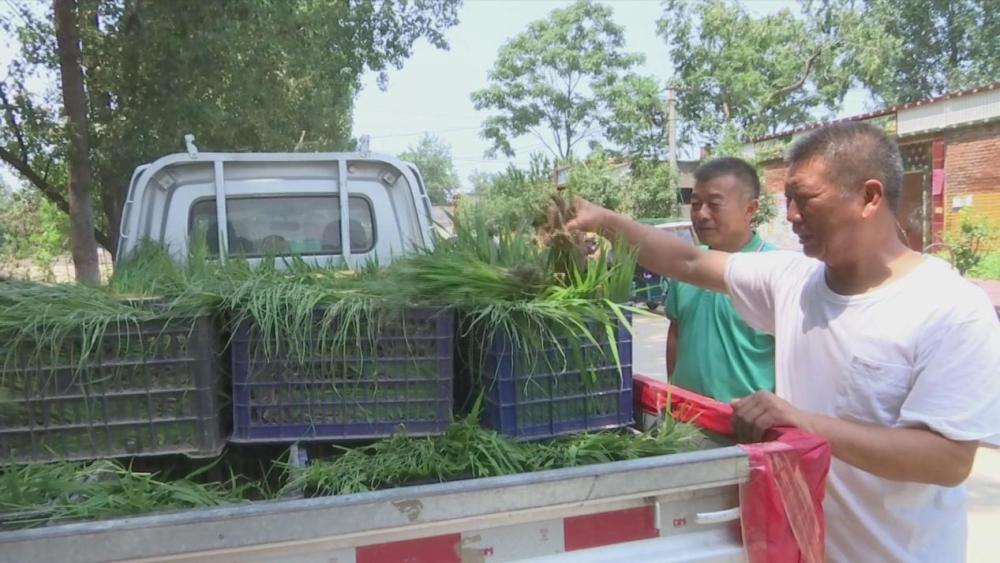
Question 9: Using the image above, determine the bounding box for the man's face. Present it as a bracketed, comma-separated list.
[784, 157, 865, 262]
[690, 174, 758, 252]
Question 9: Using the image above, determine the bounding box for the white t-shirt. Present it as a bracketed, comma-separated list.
[725, 252, 1000, 563]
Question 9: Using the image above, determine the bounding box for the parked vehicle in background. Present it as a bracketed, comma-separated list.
[630, 219, 697, 310]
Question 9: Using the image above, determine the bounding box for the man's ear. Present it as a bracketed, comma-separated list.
[747, 198, 760, 221]
[861, 179, 885, 219]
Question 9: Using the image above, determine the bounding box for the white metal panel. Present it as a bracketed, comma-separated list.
[898, 88, 1000, 136]
[461, 518, 566, 560]
[516, 530, 745, 563]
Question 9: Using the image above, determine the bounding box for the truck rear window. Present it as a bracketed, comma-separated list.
[190, 195, 375, 256]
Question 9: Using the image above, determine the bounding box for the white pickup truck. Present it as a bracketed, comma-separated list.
[115, 143, 437, 268]
[0, 146, 819, 563]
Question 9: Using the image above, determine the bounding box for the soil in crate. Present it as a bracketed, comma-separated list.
[231, 308, 453, 442]
[0, 318, 223, 463]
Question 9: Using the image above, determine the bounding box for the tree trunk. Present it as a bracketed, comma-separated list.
[54, 0, 101, 284]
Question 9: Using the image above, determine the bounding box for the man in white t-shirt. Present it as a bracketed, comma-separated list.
[565, 122, 1000, 562]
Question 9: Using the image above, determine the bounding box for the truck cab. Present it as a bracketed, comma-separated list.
[116, 147, 436, 268]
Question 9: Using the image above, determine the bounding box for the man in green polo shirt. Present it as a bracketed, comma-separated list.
[665, 157, 776, 402]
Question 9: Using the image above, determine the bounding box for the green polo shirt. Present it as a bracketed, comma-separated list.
[665, 232, 776, 402]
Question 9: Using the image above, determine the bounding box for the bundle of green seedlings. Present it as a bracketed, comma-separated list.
[389, 199, 640, 381]
[278, 402, 702, 497]
[0, 458, 257, 529]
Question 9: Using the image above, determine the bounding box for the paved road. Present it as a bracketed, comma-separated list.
[631, 314, 999, 561]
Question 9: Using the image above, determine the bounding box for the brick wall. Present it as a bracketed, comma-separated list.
[761, 162, 787, 195]
[752, 121, 1000, 247]
[943, 122, 1000, 231]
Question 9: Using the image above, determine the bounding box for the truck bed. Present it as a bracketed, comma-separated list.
[0, 444, 749, 563]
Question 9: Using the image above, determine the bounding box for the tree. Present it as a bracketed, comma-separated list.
[565, 154, 626, 212]
[0, 188, 70, 279]
[623, 161, 681, 220]
[471, 0, 643, 161]
[658, 0, 854, 144]
[463, 153, 553, 230]
[809, 0, 1000, 105]
[0, 0, 460, 258]
[398, 133, 460, 205]
[54, 0, 100, 284]
[564, 152, 681, 220]
[597, 74, 667, 161]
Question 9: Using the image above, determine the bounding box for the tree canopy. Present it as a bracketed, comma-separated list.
[471, 0, 645, 161]
[398, 133, 460, 205]
[658, 0, 854, 144]
[808, 0, 1000, 105]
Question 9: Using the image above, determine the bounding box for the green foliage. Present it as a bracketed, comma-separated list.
[0, 0, 461, 253]
[625, 161, 681, 220]
[944, 210, 999, 275]
[398, 133, 460, 205]
[658, 0, 854, 144]
[471, 0, 644, 159]
[463, 154, 555, 231]
[751, 190, 778, 229]
[808, 0, 1000, 105]
[0, 416, 700, 527]
[968, 252, 1000, 280]
[0, 189, 70, 277]
[598, 74, 667, 160]
[0, 459, 255, 528]
[281, 414, 700, 496]
[565, 155, 680, 220]
[566, 155, 626, 212]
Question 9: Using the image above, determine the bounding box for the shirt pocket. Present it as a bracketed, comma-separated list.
[836, 356, 914, 425]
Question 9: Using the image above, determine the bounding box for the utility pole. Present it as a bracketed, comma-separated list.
[665, 87, 678, 171]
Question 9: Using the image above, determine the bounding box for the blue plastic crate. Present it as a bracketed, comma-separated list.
[230, 307, 454, 443]
[463, 314, 633, 439]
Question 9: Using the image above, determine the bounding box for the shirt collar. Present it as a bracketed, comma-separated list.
[739, 231, 764, 253]
[708, 232, 763, 253]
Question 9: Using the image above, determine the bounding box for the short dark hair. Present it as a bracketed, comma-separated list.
[785, 121, 903, 211]
[693, 156, 761, 199]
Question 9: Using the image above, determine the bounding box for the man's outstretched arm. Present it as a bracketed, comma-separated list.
[566, 198, 730, 293]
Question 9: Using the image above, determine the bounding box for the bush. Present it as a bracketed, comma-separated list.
[566, 155, 626, 212]
[752, 190, 777, 229]
[944, 210, 999, 275]
[461, 154, 555, 231]
[625, 161, 681, 219]
[968, 251, 1000, 280]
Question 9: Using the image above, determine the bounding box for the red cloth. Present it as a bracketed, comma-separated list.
[634, 375, 831, 563]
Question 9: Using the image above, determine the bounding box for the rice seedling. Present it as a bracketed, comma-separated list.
[278, 402, 701, 498]
[0, 458, 257, 529]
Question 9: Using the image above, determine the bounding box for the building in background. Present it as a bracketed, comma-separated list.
[740, 82, 1000, 252]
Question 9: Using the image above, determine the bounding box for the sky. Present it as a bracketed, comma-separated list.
[353, 0, 872, 191]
